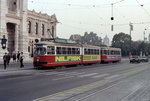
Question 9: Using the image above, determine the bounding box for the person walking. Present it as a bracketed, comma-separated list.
[3, 53, 8, 70]
[13, 53, 16, 62]
[17, 51, 20, 62]
[20, 52, 25, 68]
[7, 53, 11, 65]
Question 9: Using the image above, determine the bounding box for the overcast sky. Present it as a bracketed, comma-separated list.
[28, 0, 150, 41]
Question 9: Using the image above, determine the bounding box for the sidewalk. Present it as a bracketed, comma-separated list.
[0, 57, 34, 72]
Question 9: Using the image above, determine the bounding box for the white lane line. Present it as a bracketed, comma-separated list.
[59, 72, 85, 76]
[78, 73, 98, 77]
[91, 74, 109, 79]
[105, 74, 119, 80]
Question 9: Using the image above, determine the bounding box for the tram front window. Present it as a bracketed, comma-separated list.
[34, 47, 46, 56]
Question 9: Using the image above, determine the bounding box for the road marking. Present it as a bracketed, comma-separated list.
[33, 79, 111, 101]
[52, 76, 74, 81]
[58, 72, 85, 76]
[33, 66, 150, 101]
[91, 74, 109, 78]
[75, 81, 122, 101]
[78, 73, 98, 77]
[120, 82, 146, 101]
[105, 74, 119, 80]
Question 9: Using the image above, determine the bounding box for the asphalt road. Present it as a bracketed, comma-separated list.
[0, 59, 150, 101]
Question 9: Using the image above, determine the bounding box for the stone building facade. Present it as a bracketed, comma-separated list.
[0, 0, 58, 58]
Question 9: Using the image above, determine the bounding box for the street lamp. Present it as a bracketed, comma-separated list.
[31, 41, 34, 57]
[1, 35, 7, 49]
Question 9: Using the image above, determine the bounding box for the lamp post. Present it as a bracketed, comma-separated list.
[144, 28, 147, 42]
[1, 35, 7, 49]
[31, 41, 34, 57]
[129, 23, 133, 55]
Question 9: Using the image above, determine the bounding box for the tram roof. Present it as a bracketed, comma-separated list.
[35, 41, 101, 49]
[81, 44, 100, 49]
[101, 47, 121, 51]
[35, 41, 81, 47]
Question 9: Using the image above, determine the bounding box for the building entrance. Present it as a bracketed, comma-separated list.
[7, 23, 15, 54]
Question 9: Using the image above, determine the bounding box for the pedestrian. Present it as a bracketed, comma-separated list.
[13, 53, 16, 62]
[19, 52, 25, 68]
[7, 53, 11, 65]
[3, 53, 8, 70]
[17, 51, 20, 62]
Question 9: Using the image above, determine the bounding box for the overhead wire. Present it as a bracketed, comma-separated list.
[136, 0, 150, 18]
[28, 0, 150, 30]
[112, 0, 126, 5]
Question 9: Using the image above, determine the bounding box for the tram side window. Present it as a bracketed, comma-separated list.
[96, 49, 99, 55]
[84, 49, 87, 55]
[57, 47, 61, 54]
[88, 49, 91, 54]
[101, 50, 103, 55]
[104, 50, 108, 55]
[110, 50, 113, 55]
[62, 47, 66, 54]
[67, 48, 71, 54]
[94, 49, 96, 55]
[90, 49, 93, 55]
[72, 48, 75, 54]
[110, 50, 115, 55]
[76, 48, 80, 54]
[116, 51, 121, 55]
[47, 46, 55, 54]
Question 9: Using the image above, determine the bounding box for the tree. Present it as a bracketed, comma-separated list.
[112, 32, 131, 56]
[69, 34, 82, 44]
[82, 32, 102, 46]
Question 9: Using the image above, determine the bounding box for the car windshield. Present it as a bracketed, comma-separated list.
[34, 47, 46, 56]
[132, 56, 138, 58]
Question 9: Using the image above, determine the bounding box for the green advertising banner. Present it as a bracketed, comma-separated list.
[83, 55, 100, 61]
[55, 55, 81, 63]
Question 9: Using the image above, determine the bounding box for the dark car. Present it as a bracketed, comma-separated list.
[130, 56, 141, 63]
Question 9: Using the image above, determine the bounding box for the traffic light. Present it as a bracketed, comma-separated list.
[111, 25, 114, 31]
[35, 39, 39, 43]
[111, 17, 114, 20]
[1, 35, 7, 49]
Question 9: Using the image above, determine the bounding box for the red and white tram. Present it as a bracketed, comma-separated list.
[101, 47, 121, 63]
[33, 41, 101, 68]
[33, 40, 121, 68]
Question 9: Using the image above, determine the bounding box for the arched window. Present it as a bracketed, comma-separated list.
[42, 24, 44, 36]
[28, 21, 31, 34]
[35, 23, 38, 35]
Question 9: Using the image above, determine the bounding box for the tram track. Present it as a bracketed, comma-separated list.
[33, 61, 150, 101]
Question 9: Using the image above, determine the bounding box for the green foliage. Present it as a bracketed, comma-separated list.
[112, 32, 131, 56]
[82, 32, 102, 46]
[112, 32, 150, 56]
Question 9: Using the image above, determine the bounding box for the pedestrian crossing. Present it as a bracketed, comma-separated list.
[91, 74, 109, 79]
[36, 71, 120, 81]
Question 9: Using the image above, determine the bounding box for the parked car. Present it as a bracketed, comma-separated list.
[130, 56, 141, 63]
[140, 56, 149, 62]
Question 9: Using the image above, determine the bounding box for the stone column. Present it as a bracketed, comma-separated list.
[19, 0, 29, 57]
[14, 24, 18, 53]
[0, 0, 8, 58]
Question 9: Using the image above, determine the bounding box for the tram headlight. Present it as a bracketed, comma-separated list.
[37, 58, 39, 62]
